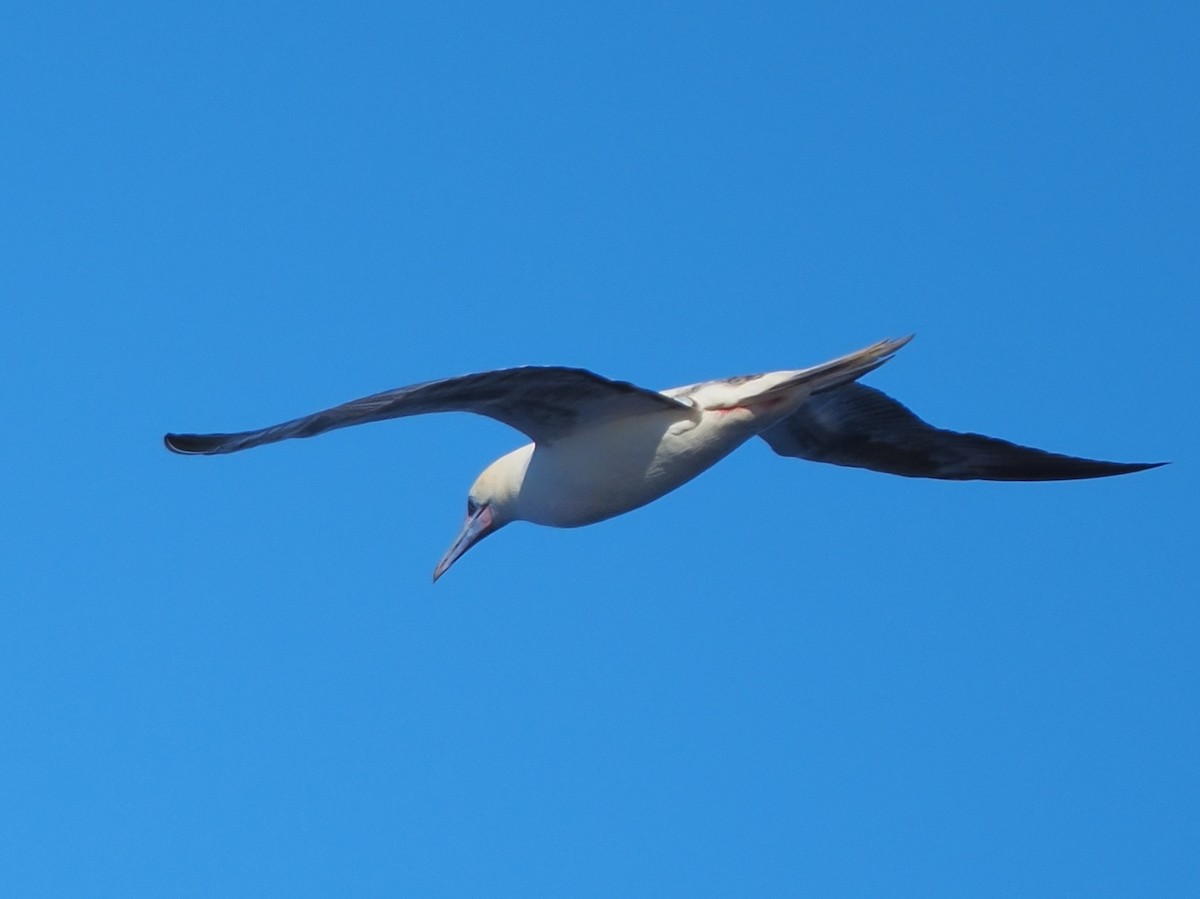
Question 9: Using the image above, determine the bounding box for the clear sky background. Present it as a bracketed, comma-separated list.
[3, 1, 1197, 895]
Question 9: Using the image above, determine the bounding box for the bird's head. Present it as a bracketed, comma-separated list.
[432, 445, 531, 582]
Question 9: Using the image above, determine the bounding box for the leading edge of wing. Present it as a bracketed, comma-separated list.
[164, 366, 691, 456]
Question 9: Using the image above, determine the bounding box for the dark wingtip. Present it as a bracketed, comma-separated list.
[164, 432, 217, 455]
[1071, 459, 1169, 479]
[1127, 461, 1169, 474]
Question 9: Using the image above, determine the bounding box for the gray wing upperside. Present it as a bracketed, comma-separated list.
[759, 383, 1164, 481]
[164, 366, 691, 456]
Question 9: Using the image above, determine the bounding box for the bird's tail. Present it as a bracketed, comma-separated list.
[761, 335, 914, 400]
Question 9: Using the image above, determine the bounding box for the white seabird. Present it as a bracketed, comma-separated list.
[164, 336, 1162, 581]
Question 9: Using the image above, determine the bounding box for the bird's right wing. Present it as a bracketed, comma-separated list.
[165, 366, 692, 455]
[759, 383, 1163, 481]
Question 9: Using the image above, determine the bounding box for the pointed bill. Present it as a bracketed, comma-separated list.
[433, 504, 496, 582]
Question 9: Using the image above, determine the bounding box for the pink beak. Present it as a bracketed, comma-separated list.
[432, 504, 496, 582]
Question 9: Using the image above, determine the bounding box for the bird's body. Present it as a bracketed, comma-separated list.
[164, 336, 1162, 581]
[494, 402, 750, 528]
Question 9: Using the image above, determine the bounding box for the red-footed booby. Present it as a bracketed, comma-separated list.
[163, 336, 1162, 581]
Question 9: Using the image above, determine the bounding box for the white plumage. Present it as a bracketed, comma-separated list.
[165, 336, 1161, 581]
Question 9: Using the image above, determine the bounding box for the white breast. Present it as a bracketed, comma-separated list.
[512, 406, 763, 527]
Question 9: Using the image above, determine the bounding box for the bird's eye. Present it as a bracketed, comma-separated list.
[467, 498, 478, 515]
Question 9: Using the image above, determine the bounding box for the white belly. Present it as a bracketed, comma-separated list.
[513, 408, 762, 527]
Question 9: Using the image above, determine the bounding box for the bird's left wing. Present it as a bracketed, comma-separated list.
[164, 366, 691, 455]
[759, 383, 1163, 480]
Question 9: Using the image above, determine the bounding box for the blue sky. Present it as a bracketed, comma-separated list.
[3, 1, 1197, 895]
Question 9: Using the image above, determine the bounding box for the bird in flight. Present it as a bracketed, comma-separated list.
[164, 336, 1162, 581]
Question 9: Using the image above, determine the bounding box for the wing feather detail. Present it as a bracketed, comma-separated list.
[165, 366, 690, 455]
[759, 383, 1164, 481]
